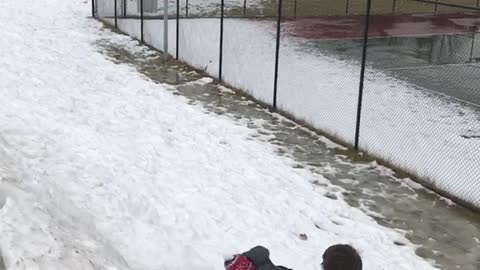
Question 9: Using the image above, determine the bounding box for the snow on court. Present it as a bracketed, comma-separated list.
[106, 16, 480, 208]
[0, 0, 439, 269]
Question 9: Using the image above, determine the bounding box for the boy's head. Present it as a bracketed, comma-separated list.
[322, 244, 362, 270]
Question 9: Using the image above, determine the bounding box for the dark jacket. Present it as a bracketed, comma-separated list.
[242, 246, 292, 270]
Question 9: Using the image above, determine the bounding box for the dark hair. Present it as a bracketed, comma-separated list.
[322, 244, 362, 270]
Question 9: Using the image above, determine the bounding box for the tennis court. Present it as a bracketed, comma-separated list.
[285, 12, 480, 105]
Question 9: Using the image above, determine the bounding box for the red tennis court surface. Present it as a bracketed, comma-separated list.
[285, 13, 480, 39]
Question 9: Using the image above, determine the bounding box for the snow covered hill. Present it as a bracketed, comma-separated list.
[0, 0, 438, 269]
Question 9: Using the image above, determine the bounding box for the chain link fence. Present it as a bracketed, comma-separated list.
[93, 0, 480, 210]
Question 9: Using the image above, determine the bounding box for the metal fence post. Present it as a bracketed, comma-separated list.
[219, 0, 225, 82]
[114, 0, 118, 28]
[470, 27, 476, 62]
[434, 0, 438, 13]
[273, 0, 283, 109]
[345, 0, 350, 14]
[141, 0, 144, 43]
[294, 0, 297, 19]
[186, 0, 189, 16]
[354, 0, 372, 150]
[392, 0, 397, 13]
[92, 0, 95, 17]
[243, 0, 247, 16]
[164, 0, 169, 59]
[176, 0, 180, 59]
[123, 0, 127, 16]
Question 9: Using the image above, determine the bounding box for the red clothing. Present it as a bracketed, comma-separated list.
[225, 255, 256, 270]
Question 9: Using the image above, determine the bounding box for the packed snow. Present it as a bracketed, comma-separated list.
[0, 0, 443, 269]
[101, 13, 480, 208]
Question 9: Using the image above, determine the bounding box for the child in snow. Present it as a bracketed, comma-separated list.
[322, 244, 362, 270]
[225, 245, 362, 270]
[224, 246, 292, 270]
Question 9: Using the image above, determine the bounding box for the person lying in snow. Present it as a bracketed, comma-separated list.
[224, 245, 362, 270]
[224, 246, 292, 270]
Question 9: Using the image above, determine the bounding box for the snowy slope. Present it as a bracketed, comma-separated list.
[0, 0, 439, 270]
